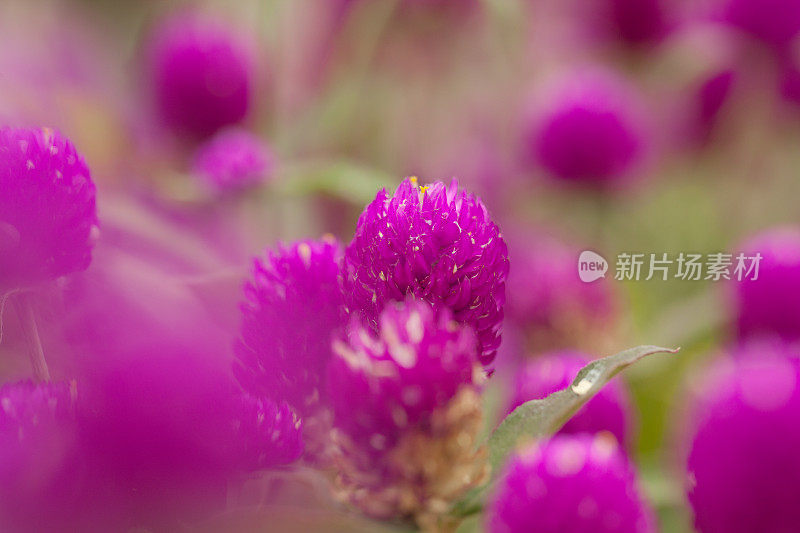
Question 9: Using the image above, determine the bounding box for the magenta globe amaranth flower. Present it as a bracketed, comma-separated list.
[344, 177, 509, 369]
[525, 71, 649, 187]
[235, 236, 345, 416]
[148, 11, 255, 138]
[192, 128, 275, 193]
[722, 0, 800, 52]
[0, 127, 97, 290]
[730, 227, 800, 341]
[509, 351, 633, 447]
[685, 348, 800, 532]
[328, 299, 487, 525]
[329, 299, 478, 449]
[487, 434, 656, 533]
[0, 381, 79, 533]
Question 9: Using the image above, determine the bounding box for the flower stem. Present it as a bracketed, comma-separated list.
[13, 293, 50, 382]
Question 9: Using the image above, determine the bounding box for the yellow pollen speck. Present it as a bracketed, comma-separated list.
[419, 185, 429, 194]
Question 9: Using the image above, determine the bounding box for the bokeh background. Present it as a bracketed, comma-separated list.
[3, 0, 800, 531]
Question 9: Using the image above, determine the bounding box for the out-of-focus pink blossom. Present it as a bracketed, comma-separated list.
[192, 128, 275, 193]
[504, 229, 617, 352]
[524, 70, 651, 189]
[146, 10, 256, 139]
[487, 434, 656, 533]
[730, 227, 800, 342]
[722, 0, 800, 52]
[0, 381, 79, 533]
[685, 346, 800, 532]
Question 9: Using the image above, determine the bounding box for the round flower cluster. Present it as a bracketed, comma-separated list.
[525, 70, 649, 188]
[344, 177, 509, 369]
[147, 10, 255, 138]
[0, 381, 78, 532]
[487, 434, 656, 533]
[0, 127, 98, 290]
[192, 128, 275, 193]
[235, 236, 345, 417]
[327, 299, 487, 526]
[685, 345, 800, 532]
[730, 227, 800, 342]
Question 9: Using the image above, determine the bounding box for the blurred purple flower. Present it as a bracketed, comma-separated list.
[0, 127, 97, 290]
[508, 351, 633, 447]
[344, 177, 509, 369]
[147, 10, 255, 139]
[722, 0, 800, 52]
[487, 434, 656, 533]
[75, 346, 248, 531]
[0, 381, 79, 533]
[505, 229, 616, 352]
[56, 228, 287, 530]
[327, 299, 486, 524]
[235, 237, 346, 417]
[525, 70, 649, 188]
[192, 128, 275, 193]
[730, 227, 800, 342]
[686, 347, 800, 532]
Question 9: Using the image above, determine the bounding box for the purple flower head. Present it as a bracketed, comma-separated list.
[525, 70, 649, 188]
[192, 128, 275, 193]
[487, 434, 656, 533]
[0, 381, 79, 532]
[508, 351, 633, 447]
[505, 229, 616, 352]
[730, 227, 800, 342]
[344, 177, 509, 369]
[147, 10, 255, 139]
[328, 298, 479, 449]
[0, 127, 97, 290]
[327, 299, 487, 524]
[722, 0, 800, 52]
[235, 394, 303, 471]
[0, 380, 76, 474]
[235, 236, 346, 416]
[685, 347, 800, 532]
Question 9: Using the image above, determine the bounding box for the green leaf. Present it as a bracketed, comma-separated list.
[450, 345, 677, 518]
[487, 345, 678, 473]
